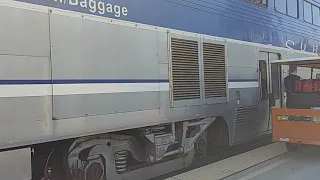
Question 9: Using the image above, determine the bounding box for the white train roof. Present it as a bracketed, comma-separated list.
[272, 55, 320, 68]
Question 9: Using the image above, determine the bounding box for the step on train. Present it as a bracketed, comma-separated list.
[0, 0, 319, 179]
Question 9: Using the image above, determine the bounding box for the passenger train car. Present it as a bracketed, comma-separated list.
[0, 0, 319, 179]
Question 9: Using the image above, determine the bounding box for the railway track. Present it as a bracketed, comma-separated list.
[151, 135, 273, 180]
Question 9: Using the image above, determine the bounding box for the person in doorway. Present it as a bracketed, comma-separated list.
[284, 65, 301, 108]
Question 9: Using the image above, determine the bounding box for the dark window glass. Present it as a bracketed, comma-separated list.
[259, 60, 268, 100]
[271, 64, 280, 99]
[288, 0, 298, 18]
[262, 0, 267, 5]
[312, 4, 320, 26]
[275, 0, 299, 18]
[246, 0, 268, 7]
[304, 1, 313, 23]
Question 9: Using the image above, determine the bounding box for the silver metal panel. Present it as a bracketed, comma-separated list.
[173, 99, 202, 107]
[259, 51, 269, 61]
[227, 43, 258, 68]
[54, 109, 162, 138]
[269, 53, 281, 63]
[53, 92, 160, 119]
[228, 66, 258, 80]
[0, 5, 50, 56]
[159, 91, 170, 123]
[229, 88, 260, 107]
[159, 63, 169, 80]
[159, 64, 171, 122]
[50, 12, 159, 79]
[203, 97, 228, 105]
[171, 103, 229, 122]
[0, 148, 31, 180]
[158, 31, 169, 64]
[0, 96, 53, 147]
[0, 55, 50, 79]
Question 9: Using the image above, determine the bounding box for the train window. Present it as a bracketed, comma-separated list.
[275, 0, 286, 14]
[259, 60, 268, 100]
[271, 64, 280, 99]
[304, 1, 320, 26]
[312, 5, 320, 26]
[304, 1, 313, 23]
[262, 0, 267, 6]
[288, 0, 298, 17]
[275, 0, 299, 18]
[245, 0, 268, 7]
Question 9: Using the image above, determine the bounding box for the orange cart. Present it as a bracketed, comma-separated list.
[271, 56, 320, 151]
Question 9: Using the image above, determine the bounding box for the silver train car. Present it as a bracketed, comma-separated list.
[0, 1, 317, 180]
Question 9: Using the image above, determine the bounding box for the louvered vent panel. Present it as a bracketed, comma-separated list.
[203, 43, 227, 98]
[171, 38, 200, 101]
[232, 105, 259, 145]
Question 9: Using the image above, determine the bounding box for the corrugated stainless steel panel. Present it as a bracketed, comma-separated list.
[203, 43, 227, 98]
[232, 105, 259, 144]
[171, 38, 200, 101]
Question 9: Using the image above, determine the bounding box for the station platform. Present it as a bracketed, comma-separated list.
[165, 142, 320, 180]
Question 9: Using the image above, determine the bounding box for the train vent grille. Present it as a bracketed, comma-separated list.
[232, 105, 259, 145]
[171, 38, 200, 101]
[203, 43, 227, 98]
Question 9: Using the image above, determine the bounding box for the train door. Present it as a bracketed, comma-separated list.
[268, 53, 281, 130]
[258, 52, 281, 132]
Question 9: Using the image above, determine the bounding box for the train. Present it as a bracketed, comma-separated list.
[0, 0, 319, 180]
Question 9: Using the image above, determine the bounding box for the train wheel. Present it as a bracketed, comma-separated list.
[286, 143, 299, 152]
[45, 144, 74, 180]
[49, 141, 108, 180]
[196, 136, 208, 155]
